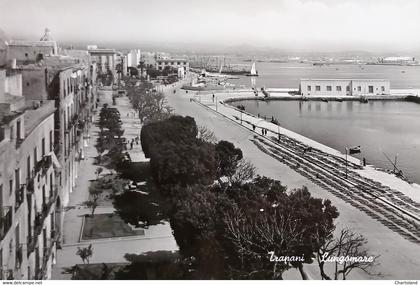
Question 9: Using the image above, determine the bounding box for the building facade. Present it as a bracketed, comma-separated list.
[126, 49, 141, 68]
[88, 47, 117, 84]
[155, 59, 189, 78]
[299, 79, 390, 96]
[0, 69, 58, 280]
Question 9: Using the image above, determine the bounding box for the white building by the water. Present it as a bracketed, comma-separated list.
[300, 79, 390, 96]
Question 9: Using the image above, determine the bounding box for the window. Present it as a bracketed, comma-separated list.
[9, 179, 13, 195]
[34, 147, 38, 164]
[307, 86, 312, 91]
[336, 86, 342, 91]
[346, 86, 350, 92]
[41, 137, 45, 156]
[50, 173, 54, 198]
[315, 86, 321, 91]
[368, 86, 374, 93]
[326, 86, 332, 91]
[10, 125, 14, 140]
[49, 131, 53, 152]
[15, 169, 20, 191]
[357, 86, 361, 92]
[27, 156, 31, 179]
[42, 185, 46, 207]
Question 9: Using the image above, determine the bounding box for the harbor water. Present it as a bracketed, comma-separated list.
[228, 62, 420, 89]
[234, 99, 420, 184]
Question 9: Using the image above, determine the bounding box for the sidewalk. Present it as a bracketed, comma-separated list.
[52, 88, 178, 280]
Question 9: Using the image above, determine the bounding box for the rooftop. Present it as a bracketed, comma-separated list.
[7, 39, 57, 47]
[24, 100, 55, 136]
[88, 48, 116, 55]
[156, 58, 188, 62]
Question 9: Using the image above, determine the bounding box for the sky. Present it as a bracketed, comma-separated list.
[0, 0, 419, 53]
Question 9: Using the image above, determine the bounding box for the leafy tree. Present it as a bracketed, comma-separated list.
[113, 186, 164, 228]
[141, 116, 198, 158]
[215, 140, 243, 179]
[150, 140, 217, 186]
[95, 167, 103, 179]
[76, 244, 93, 264]
[115, 251, 189, 279]
[82, 180, 104, 216]
[128, 67, 139, 77]
[197, 125, 217, 144]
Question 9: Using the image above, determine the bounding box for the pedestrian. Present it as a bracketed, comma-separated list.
[212, 94, 215, 102]
[363, 157, 366, 167]
[130, 141, 134, 150]
[261, 128, 264, 135]
[252, 124, 256, 131]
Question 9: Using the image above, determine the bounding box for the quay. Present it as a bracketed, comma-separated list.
[165, 84, 420, 279]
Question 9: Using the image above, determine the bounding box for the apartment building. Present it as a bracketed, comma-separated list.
[0, 69, 58, 280]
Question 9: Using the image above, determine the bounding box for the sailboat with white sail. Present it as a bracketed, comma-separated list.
[246, 62, 259, 76]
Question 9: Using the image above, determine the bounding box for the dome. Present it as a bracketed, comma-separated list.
[40, 27, 54, 41]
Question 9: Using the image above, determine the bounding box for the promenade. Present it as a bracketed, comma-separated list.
[165, 82, 420, 279]
[52, 87, 177, 279]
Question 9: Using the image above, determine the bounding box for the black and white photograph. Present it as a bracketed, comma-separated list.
[0, 0, 420, 283]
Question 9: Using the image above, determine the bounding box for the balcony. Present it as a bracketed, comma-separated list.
[27, 187, 59, 255]
[27, 177, 35, 194]
[0, 206, 13, 240]
[37, 233, 59, 280]
[34, 155, 53, 176]
[15, 184, 25, 211]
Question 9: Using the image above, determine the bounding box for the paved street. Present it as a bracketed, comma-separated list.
[165, 81, 420, 280]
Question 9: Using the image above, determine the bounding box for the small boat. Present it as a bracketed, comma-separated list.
[321, 98, 329, 102]
[359, 96, 369, 103]
[246, 62, 259, 77]
[336, 98, 343, 102]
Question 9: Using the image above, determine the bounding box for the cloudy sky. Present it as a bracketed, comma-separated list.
[0, 0, 419, 52]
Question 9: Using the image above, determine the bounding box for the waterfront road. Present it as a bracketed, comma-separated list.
[164, 82, 420, 280]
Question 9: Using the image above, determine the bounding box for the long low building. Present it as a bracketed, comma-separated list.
[300, 79, 390, 96]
